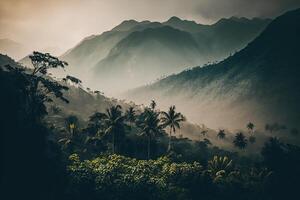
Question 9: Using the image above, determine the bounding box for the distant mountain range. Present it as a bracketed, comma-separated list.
[61, 16, 270, 94]
[125, 9, 300, 131]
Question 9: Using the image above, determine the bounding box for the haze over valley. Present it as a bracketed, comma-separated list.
[1, 2, 300, 199]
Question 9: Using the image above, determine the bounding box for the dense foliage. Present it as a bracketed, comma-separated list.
[1, 52, 300, 200]
[66, 154, 271, 200]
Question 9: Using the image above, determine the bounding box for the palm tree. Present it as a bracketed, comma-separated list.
[247, 122, 255, 134]
[161, 105, 186, 151]
[233, 132, 248, 149]
[208, 156, 233, 180]
[125, 106, 136, 126]
[217, 129, 226, 139]
[138, 109, 164, 159]
[65, 115, 79, 136]
[150, 100, 157, 110]
[103, 105, 125, 154]
[88, 112, 107, 136]
[60, 115, 79, 151]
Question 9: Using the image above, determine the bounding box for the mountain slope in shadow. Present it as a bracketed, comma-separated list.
[61, 17, 269, 94]
[125, 9, 300, 130]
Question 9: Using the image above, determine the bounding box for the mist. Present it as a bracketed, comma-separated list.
[1, 0, 299, 58]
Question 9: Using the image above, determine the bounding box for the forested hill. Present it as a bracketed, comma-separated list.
[58, 16, 270, 94]
[125, 8, 300, 130]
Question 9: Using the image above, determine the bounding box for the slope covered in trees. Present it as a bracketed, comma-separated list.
[1, 48, 300, 200]
[125, 8, 300, 131]
[59, 16, 270, 94]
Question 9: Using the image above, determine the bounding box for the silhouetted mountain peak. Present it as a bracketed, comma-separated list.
[125, 8, 300, 129]
[230, 16, 250, 22]
[167, 16, 182, 23]
[112, 20, 140, 31]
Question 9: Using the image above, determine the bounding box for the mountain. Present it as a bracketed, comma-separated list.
[125, 9, 300, 131]
[112, 20, 152, 31]
[1, 53, 225, 146]
[92, 26, 205, 94]
[163, 16, 209, 32]
[0, 53, 20, 68]
[61, 31, 130, 74]
[191, 17, 271, 60]
[0, 53, 126, 123]
[0, 39, 29, 60]
[61, 17, 270, 95]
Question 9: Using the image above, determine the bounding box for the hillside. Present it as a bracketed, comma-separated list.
[125, 9, 300, 131]
[61, 17, 270, 95]
[92, 26, 205, 93]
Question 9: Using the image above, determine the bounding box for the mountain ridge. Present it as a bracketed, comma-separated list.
[60, 16, 270, 94]
[124, 8, 300, 130]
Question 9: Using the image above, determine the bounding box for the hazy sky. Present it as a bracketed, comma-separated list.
[1, 0, 299, 54]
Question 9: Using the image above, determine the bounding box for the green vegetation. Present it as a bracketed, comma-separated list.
[1, 48, 300, 200]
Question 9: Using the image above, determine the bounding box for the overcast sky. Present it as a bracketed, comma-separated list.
[1, 0, 299, 54]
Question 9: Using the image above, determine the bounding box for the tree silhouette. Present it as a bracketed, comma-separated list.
[66, 75, 82, 85]
[65, 115, 79, 136]
[161, 105, 186, 151]
[247, 122, 255, 133]
[233, 132, 248, 149]
[150, 100, 157, 110]
[88, 112, 107, 136]
[208, 156, 233, 180]
[137, 109, 164, 159]
[103, 105, 125, 154]
[125, 106, 136, 126]
[217, 129, 226, 139]
[265, 123, 287, 133]
[18, 51, 70, 123]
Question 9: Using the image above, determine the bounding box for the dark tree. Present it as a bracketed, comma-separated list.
[65, 115, 79, 135]
[66, 75, 82, 85]
[103, 105, 126, 154]
[233, 132, 248, 149]
[247, 122, 255, 133]
[0, 52, 70, 200]
[125, 106, 136, 125]
[150, 100, 157, 110]
[161, 105, 186, 151]
[137, 109, 164, 159]
[87, 112, 107, 136]
[217, 129, 226, 139]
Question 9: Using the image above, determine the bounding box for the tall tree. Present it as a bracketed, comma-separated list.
[1, 52, 71, 199]
[103, 105, 125, 154]
[150, 100, 157, 110]
[65, 115, 79, 136]
[137, 109, 164, 159]
[161, 105, 186, 151]
[26, 51, 69, 123]
[88, 112, 107, 136]
[233, 132, 248, 149]
[247, 122, 255, 134]
[217, 129, 226, 139]
[125, 106, 136, 126]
